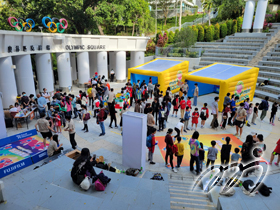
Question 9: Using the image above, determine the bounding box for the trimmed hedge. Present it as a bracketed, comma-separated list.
[192, 25, 198, 41]
[197, 25, 204, 42]
[214, 23, 220, 40]
[168, 31, 174, 43]
[237, 17, 243, 32]
[232, 20, 237, 34]
[210, 25, 215, 41]
[226, 19, 233, 35]
[220, 22, 228, 38]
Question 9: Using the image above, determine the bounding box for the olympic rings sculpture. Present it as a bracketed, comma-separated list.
[7, 16, 68, 33]
[42, 17, 68, 33]
[8, 17, 35, 32]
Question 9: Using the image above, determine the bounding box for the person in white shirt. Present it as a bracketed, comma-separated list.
[174, 119, 185, 139]
[110, 69, 115, 82]
[42, 88, 51, 110]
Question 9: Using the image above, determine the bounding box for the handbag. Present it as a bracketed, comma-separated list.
[80, 176, 91, 191]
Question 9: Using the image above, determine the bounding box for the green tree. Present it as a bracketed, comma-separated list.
[203, 0, 215, 26]
[204, 25, 213, 42]
[174, 27, 196, 48]
[192, 25, 199, 41]
[218, 0, 245, 20]
[210, 24, 215, 41]
[197, 25, 205, 42]
[158, 0, 173, 25]
[214, 23, 220, 40]
[220, 22, 227, 38]
[232, 19, 237, 34]
[174, 29, 179, 41]
[168, 31, 175, 43]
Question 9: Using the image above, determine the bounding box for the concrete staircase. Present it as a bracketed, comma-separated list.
[169, 175, 216, 210]
[193, 24, 280, 70]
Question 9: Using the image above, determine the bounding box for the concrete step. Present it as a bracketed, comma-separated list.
[267, 52, 280, 57]
[195, 42, 263, 47]
[194, 45, 261, 51]
[199, 59, 248, 65]
[257, 76, 280, 87]
[254, 89, 280, 103]
[204, 49, 257, 56]
[225, 39, 266, 44]
[170, 200, 216, 210]
[259, 60, 280, 68]
[255, 65, 280, 73]
[226, 36, 268, 41]
[169, 188, 205, 194]
[259, 71, 280, 80]
[263, 56, 280, 62]
[256, 85, 280, 95]
[193, 65, 205, 70]
[203, 53, 254, 60]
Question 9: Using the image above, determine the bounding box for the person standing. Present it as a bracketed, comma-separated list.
[220, 137, 232, 172]
[65, 116, 77, 149]
[109, 101, 118, 128]
[200, 103, 209, 128]
[148, 81, 154, 99]
[97, 103, 106, 136]
[260, 96, 270, 122]
[233, 103, 247, 139]
[251, 103, 259, 125]
[35, 113, 55, 149]
[81, 105, 89, 133]
[181, 80, 189, 95]
[147, 127, 157, 165]
[110, 69, 115, 82]
[228, 96, 239, 126]
[165, 128, 177, 173]
[152, 98, 159, 125]
[179, 96, 186, 119]
[42, 88, 51, 110]
[37, 93, 47, 115]
[107, 88, 116, 110]
[222, 103, 231, 129]
[210, 97, 219, 129]
[206, 141, 218, 170]
[87, 85, 93, 107]
[269, 102, 278, 126]
[223, 93, 231, 110]
[189, 131, 201, 175]
[175, 137, 184, 169]
[193, 83, 199, 106]
[184, 106, 191, 132]
[21, 92, 30, 108]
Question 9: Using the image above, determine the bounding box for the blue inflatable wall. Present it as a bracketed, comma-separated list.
[130, 73, 158, 85]
[187, 81, 219, 97]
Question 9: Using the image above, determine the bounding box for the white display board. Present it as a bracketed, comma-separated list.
[0, 93, 7, 139]
[122, 111, 147, 171]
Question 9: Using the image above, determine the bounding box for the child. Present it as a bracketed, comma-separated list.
[206, 140, 218, 170]
[222, 103, 231, 130]
[268, 138, 280, 166]
[175, 137, 184, 169]
[174, 119, 184, 139]
[81, 105, 89, 132]
[220, 137, 232, 172]
[199, 142, 205, 171]
[54, 112, 62, 133]
[172, 95, 179, 117]
[269, 102, 278, 126]
[184, 106, 191, 132]
[186, 97, 192, 110]
[231, 148, 241, 171]
[200, 103, 209, 128]
[246, 103, 253, 126]
[191, 108, 200, 131]
[93, 96, 100, 117]
[158, 105, 165, 131]
[147, 127, 157, 164]
[251, 103, 259, 125]
[179, 96, 186, 119]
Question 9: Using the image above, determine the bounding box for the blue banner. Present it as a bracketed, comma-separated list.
[31, 150, 48, 164]
[0, 129, 37, 147]
[0, 158, 33, 178]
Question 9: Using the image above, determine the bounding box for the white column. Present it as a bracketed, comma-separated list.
[253, 0, 268, 32]
[115, 51, 126, 81]
[12, 55, 35, 95]
[0, 93, 7, 139]
[70, 53, 77, 81]
[35, 53, 54, 92]
[130, 51, 145, 67]
[77, 52, 90, 85]
[242, 0, 256, 33]
[96, 51, 108, 79]
[56, 53, 72, 88]
[89, 52, 97, 77]
[0, 57, 18, 108]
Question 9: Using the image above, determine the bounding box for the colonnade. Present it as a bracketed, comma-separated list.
[0, 51, 145, 109]
[242, 0, 268, 33]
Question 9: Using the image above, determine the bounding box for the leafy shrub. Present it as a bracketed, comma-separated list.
[174, 29, 179, 41]
[232, 20, 237, 34]
[146, 39, 155, 55]
[204, 25, 213, 42]
[174, 27, 197, 48]
[163, 32, 168, 46]
[210, 25, 215, 41]
[237, 17, 243, 32]
[168, 53, 183, 57]
[226, 19, 233, 35]
[157, 34, 165, 47]
[155, 32, 162, 44]
[189, 51, 198, 58]
[192, 25, 198, 40]
[168, 31, 175, 43]
[220, 22, 227, 38]
[214, 23, 220, 40]
[197, 25, 204, 42]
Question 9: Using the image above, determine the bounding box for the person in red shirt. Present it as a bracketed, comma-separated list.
[105, 79, 110, 90]
[148, 127, 157, 165]
[179, 96, 186, 119]
[268, 138, 280, 165]
[200, 103, 209, 128]
[186, 97, 192, 110]
[126, 84, 133, 106]
[165, 128, 177, 173]
[172, 95, 179, 118]
[221, 103, 231, 129]
[191, 108, 200, 131]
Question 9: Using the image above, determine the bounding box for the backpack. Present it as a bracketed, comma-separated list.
[244, 102, 249, 110]
[258, 101, 264, 110]
[172, 98, 176, 106]
[172, 145, 178, 154]
[146, 135, 153, 148]
[80, 176, 91, 191]
[213, 119, 219, 128]
[126, 168, 140, 176]
[243, 180, 255, 191]
[83, 112, 90, 121]
[200, 109, 206, 118]
[150, 173, 164, 181]
[94, 179, 106, 191]
[103, 110, 108, 120]
[255, 182, 272, 196]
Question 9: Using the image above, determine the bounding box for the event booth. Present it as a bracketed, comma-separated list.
[184, 63, 259, 112]
[128, 58, 189, 93]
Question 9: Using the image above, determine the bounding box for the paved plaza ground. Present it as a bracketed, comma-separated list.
[1, 82, 280, 210]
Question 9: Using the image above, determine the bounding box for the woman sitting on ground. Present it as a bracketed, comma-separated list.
[71, 148, 97, 185]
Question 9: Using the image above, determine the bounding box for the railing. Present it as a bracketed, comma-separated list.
[155, 46, 203, 58]
[167, 10, 218, 32]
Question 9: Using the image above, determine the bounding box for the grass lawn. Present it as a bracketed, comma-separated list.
[157, 13, 204, 31]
